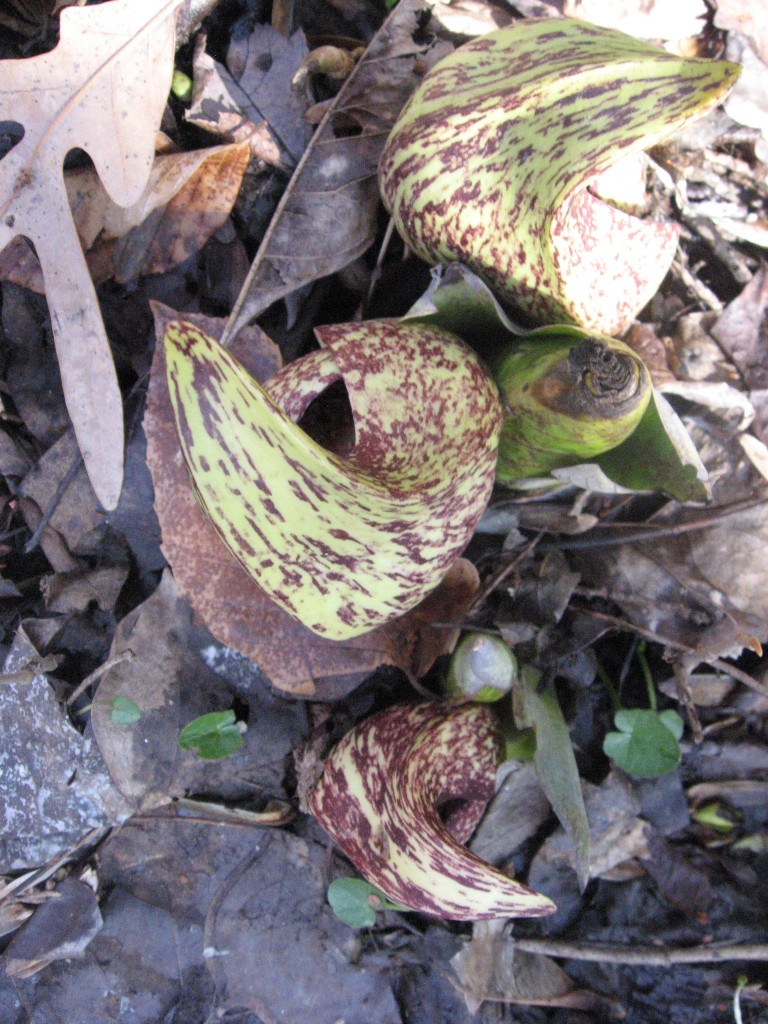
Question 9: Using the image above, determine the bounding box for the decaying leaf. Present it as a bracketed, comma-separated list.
[0, 142, 251, 290]
[145, 305, 480, 695]
[187, 24, 311, 169]
[223, 0, 453, 342]
[451, 919, 622, 1016]
[163, 316, 500, 639]
[379, 18, 740, 335]
[91, 570, 306, 809]
[3, 877, 102, 979]
[0, 0, 183, 509]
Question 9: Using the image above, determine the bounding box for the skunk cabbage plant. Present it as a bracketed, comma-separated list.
[494, 327, 652, 483]
[379, 19, 740, 335]
[309, 701, 555, 919]
[164, 319, 501, 641]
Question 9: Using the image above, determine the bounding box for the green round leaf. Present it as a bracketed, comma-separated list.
[178, 710, 244, 760]
[604, 709, 682, 778]
[327, 878, 378, 929]
[658, 709, 685, 741]
[109, 695, 142, 725]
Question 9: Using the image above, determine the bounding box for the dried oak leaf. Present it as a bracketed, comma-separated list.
[145, 303, 478, 697]
[0, 0, 183, 510]
[0, 142, 251, 290]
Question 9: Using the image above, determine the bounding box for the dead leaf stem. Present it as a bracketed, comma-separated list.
[23, 451, 83, 554]
[543, 494, 768, 553]
[572, 602, 767, 697]
[513, 937, 768, 965]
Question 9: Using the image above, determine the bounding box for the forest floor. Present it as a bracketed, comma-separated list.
[1, 1, 768, 1023]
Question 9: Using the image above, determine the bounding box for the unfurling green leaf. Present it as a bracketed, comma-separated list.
[380, 19, 740, 335]
[493, 328, 652, 484]
[164, 319, 501, 641]
[178, 709, 244, 760]
[603, 708, 683, 778]
[514, 665, 590, 890]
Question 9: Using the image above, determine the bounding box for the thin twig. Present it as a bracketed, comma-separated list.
[23, 452, 83, 554]
[466, 532, 543, 619]
[357, 216, 396, 320]
[66, 649, 135, 706]
[542, 494, 768, 553]
[513, 937, 768, 965]
[671, 256, 724, 313]
[573, 604, 768, 697]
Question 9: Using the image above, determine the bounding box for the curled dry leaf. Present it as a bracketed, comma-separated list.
[309, 701, 555, 920]
[379, 18, 740, 335]
[145, 305, 481, 696]
[164, 317, 500, 640]
[0, 0, 184, 509]
[451, 918, 623, 1017]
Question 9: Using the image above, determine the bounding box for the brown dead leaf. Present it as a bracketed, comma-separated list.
[110, 142, 251, 282]
[41, 566, 128, 615]
[715, 1, 768, 65]
[0, 143, 251, 291]
[223, 0, 454, 343]
[571, 500, 768, 662]
[0, 0, 183, 510]
[90, 570, 236, 810]
[711, 267, 768, 447]
[186, 26, 310, 169]
[3, 877, 102, 979]
[451, 920, 622, 1017]
[144, 303, 479, 696]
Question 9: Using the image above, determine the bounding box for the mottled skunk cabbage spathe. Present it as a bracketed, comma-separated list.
[163, 318, 501, 641]
[379, 19, 740, 335]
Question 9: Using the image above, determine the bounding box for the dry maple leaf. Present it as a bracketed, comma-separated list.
[0, 0, 183, 510]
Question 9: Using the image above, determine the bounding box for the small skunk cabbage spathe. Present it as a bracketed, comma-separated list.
[164, 319, 501, 641]
[309, 701, 555, 920]
[379, 19, 740, 335]
[494, 327, 652, 484]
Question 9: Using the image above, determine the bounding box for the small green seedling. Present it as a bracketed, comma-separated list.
[78, 694, 142, 725]
[107, 695, 142, 724]
[733, 974, 748, 1024]
[178, 709, 245, 760]
[603, 708, 684, 778]
[171, 69, 193, 103]
[327, 878, 407, 929]
[601, 641, 684, 778]
[692, 801, 737, 832]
